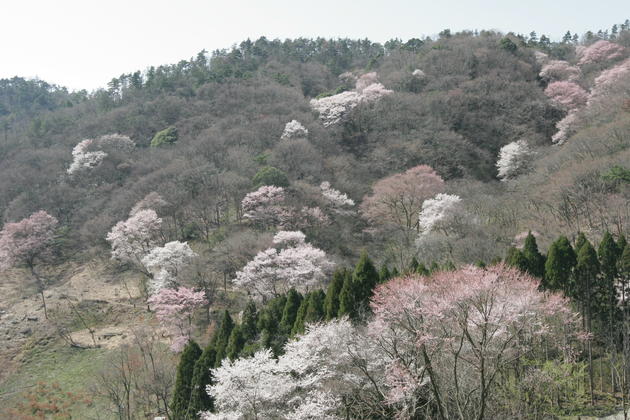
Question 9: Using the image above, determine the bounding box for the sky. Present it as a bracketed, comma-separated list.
[1, 0, 628, 91]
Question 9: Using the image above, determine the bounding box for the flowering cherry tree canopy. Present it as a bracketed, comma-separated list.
[544, 81, 588, 110]
[141, 241, 197, 292]
[320, 181, 354, 212]
[233, 231, 333, 299]
[418, 193, 462, 234]
[106, 209, 162, 270]
[148, 286, 206, 351]
[577, 40, 626, 66]
[539, 60, 581, 82]
[310, 72, 392, 126]
[281, 120, 309, 140]
[241, 185, 288, 228]
[496, 140, 532, 180]
[67, 133, 135, 175]
[0, 211, 58, 270]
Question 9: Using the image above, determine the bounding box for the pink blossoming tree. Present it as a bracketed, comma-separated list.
[241, 185, 288, 229]
[577, 40, 626, 66]
[544, 81, 589, 110]
[368, 265, 580, 420]
[147, 286, 207, 352]
[0, 211, 58, 318]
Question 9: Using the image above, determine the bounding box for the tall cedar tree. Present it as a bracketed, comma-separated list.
[324, 268, 345, 320]
[575, 232, 588, 253]
[598, 232, 620, 350]
[505, 246, 528, 272]
[338, 270, 357, 319]
[544, 236, 577, 294]
[523, 232, 545, 278]
[240, 300, 258, 341]
[408, 257, 420, 274]
[226, 326, 245, 360]
[352, 251, 379, 315]
[304, 289, 325, 324]
[170, 340, 202, 419]
[213, 310, 234, 367]
[619, 244, 630, 303]
[279, 289, 303, 335]
[291, 292, 311, 336]
[575, 240, 600, 405]
[618, 235, 627, 254]
[188, 345, 217, 416]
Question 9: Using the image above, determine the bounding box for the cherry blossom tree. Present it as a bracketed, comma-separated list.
[106, 209, 163, 274]
[233, 231, 333, 300]
[241, 185, 288, 228]
[280, 120, 309, 140]
[130, 192, 169, 216]
[496, 140, 533, 180]
[141, 241, 197, 293]
[67, 134, 135, 175]
[360, 165, 444, 234]
[203, 319, 384, 419]
[577, 40, 626, 66]
[412, 69, 425, 78]
[539, 60, 581, 82]
[417, 193, 462, 235]
[589, 58, 630, 103]
[320, 181, 354, 214]
[310, 72, 392, 126]
[551, 110, 579, 144]
[368, 265, 580, 420]
[0, 211, 58, 318]
[544, 81, 588, 110]
[147, 287, 207, 352]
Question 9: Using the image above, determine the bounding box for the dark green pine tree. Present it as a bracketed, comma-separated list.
[474, 260, 487, 268]
[378, 265, 391, 283]
[226, 326, 245, 361]
[324, 268, 346, 320]
[522, 232, 546, 278]
[291, 293, 311, 336]
[170, 340, 202, 419]
[304, 289, 325, 324]
[212, 310, 234, 367]
[390, 266, 400, 278]
[416, 263, 429, 275]
[543, 236, 577, 294]
[505, 247, 528, 272]
[575, 232, 588, 253]
[429, 261, 440, 273]
[187, 345, 217, 417]
[352, 251, 380, 315]
[279, 289, 303, 335]
[240, 300, 258, 342]
[338, 270, 358, 319]
[618, 244, 630, 300]
[599, 232, 619, 282]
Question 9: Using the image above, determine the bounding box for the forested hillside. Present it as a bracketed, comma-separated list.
[1, 21, 630, 419]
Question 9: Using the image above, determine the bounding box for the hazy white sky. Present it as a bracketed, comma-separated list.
[1, 0, 627, 91]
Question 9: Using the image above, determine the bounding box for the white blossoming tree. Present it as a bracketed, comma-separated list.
[281, 120, 309, 140]
[496, 140, 533, 180]
[233, 231, 333, 300]
[141, 240, 197, 293]
[418, 193, 462, 235]
[67, 133, 135, 175]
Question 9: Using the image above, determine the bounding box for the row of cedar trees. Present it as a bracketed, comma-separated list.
[506, 231, 630, 405]
[168, 251, 459, 419]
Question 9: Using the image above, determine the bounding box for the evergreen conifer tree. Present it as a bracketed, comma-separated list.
[324, 268, 345, 320]
[544, 236, 577, 294]
[240, 300, 258, 342]
[523, 232, 545, 278]
[279, 289, 303, 335]
[575, 232, 588, 253]
[304, 289, 325, 324]
[170, 340, 202, 419]
[505, 246, 528, 272]
[408, 257, 420, 274]
[618, 234, 627, 254]
[226, 326, 245, 361]
[352, 251, 379, 315]
[378, 265, 391, 283]
[338, 271, 357, 319]
[187, 345, 217, 417]
[291, 292, 311, 336]
[213, 310, 234, 367]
